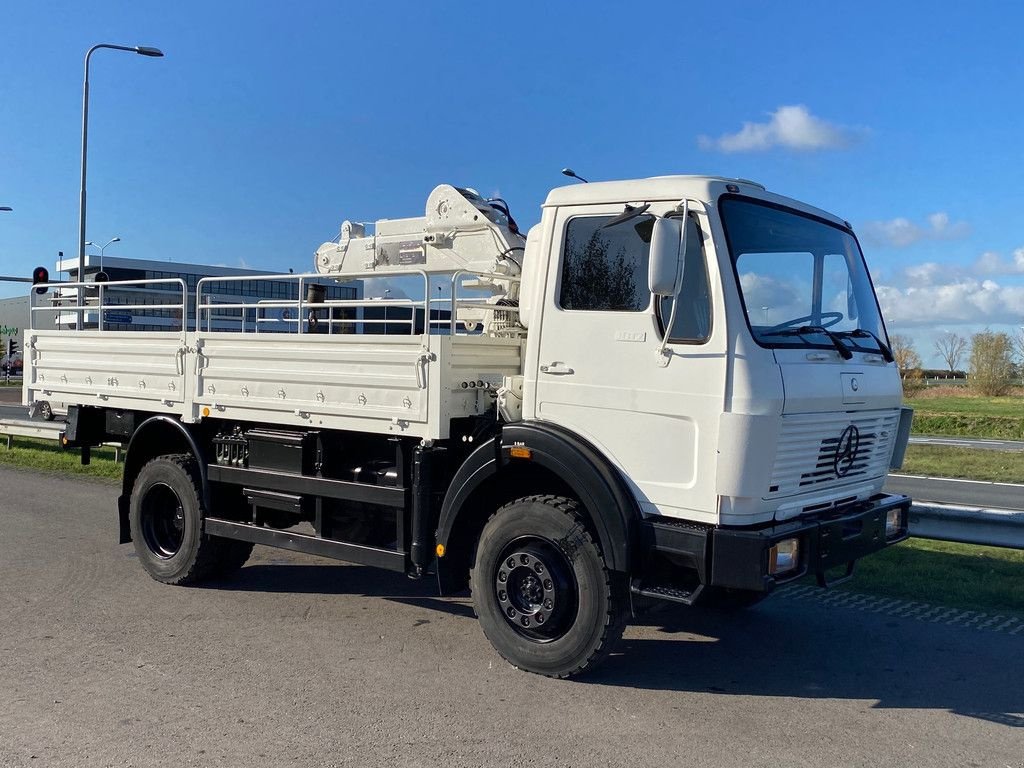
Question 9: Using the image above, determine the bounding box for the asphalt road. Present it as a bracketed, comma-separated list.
[886, 474, 1024, 511]
[1, 466, 1021, 767]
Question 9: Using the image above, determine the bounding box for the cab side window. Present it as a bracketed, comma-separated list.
[559, 215, 653, 312]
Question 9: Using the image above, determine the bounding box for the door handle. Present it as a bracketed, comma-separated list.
[540, 362, 574, 375]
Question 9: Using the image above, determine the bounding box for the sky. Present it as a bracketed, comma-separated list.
[2, 0, 1023, 366]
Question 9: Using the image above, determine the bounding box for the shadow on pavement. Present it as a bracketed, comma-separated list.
[207, 558, 1022, 724]
[586, 601, 1024, 726]
[208, 561, 476, 619]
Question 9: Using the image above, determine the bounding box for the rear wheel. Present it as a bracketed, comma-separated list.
[129, 454, 225, 585]
[38, 401, 54, 421]
[470, 495, 627, 678]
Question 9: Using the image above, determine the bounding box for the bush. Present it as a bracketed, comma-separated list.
[969, 331, 1014, 396]
[902, 367, 926, 396]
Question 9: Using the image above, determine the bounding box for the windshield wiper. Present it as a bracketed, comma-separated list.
[764, 325, 853, 360]
[839, 329, 895, 362]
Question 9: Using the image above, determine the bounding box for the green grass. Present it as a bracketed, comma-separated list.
[905, 394, 1024, 439]
[900, 444, 1024, 483]
[0, 436, 122, 480]
[836, 538, 1024, 618]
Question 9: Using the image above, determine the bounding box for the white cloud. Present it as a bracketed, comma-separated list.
[971, 246, 1024, 276]
[698, 105, 860, 153]
[877, 277, 1024, 327]
[860, 212, 970, 248]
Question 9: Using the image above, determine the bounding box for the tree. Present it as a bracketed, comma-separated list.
[888, 334, 922, 378]
[933, 331, 968, 374]
[968, 330, 1014, 396]
[1012, 327, 1024, 368]
[561, 230, 638, 311]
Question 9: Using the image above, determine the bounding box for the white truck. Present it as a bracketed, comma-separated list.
[25, 176, 912, 677]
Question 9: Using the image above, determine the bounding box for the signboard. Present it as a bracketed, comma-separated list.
[104, 311, 133, 324]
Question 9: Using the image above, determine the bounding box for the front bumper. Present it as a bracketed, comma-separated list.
[709, 493, 910, 592]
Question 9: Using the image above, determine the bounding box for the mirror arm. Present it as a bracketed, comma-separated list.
[656, 199, 690, 366]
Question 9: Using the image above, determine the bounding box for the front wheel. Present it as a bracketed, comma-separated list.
[470, 495, 627, 678]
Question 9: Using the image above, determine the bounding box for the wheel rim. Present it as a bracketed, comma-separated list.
[40, 402, 52, 420]
[494, 537, 578, 642]
[140, 482, 185, 559]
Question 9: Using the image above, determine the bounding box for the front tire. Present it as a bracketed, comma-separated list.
[470, 495, 627, 678]
[129, 454, 225, 585]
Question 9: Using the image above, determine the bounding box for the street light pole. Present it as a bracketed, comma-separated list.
[86, 236, 120, 274]
[78, 43, 162, 327]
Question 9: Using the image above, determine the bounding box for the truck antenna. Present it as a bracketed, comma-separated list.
[561, 168, 589, 184]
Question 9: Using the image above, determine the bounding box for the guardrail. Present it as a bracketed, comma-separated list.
[909, 503, 1024, 550]
[0, 417, 1020, 548]
[0, 418, 123, 460]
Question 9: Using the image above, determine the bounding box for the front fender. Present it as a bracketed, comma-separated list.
[436, 421, 640, 573]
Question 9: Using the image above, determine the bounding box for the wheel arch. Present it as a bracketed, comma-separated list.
[436, 422, 640, 589]
[118, 416, 209, 544]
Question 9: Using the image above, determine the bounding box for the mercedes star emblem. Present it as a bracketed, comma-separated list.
[834, 424, 860, 477]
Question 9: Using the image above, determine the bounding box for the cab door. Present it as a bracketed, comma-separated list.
[528, 203, 726, 523]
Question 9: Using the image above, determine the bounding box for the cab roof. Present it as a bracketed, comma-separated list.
[542, 175, 849, 229]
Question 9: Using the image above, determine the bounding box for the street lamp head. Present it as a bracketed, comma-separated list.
[135, 46, 164, 57]
[111, 236, 121, 243]
[0, 206, 12, 212]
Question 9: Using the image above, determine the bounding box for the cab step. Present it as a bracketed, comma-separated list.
[630, 580, 705, 606]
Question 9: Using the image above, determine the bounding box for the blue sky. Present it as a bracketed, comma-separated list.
[2, 0, 1023, 365]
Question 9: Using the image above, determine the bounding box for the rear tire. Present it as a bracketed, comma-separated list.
[470, 495, 627, 678]
[129, 454, 224, 585]
[38, 401, 54, 421]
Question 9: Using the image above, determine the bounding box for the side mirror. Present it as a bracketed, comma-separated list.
[648, 217, 684, 296]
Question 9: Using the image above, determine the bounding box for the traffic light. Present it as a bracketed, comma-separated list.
[32, 266, 49, 295]
[6, 338, 16, 357]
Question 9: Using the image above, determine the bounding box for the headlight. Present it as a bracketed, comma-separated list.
[768, 538, 800, 576]
[885, 507, 904, 538]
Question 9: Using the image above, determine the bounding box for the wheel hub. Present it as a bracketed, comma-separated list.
[140, 482, 185, 559]
[494, 544, 574, 640]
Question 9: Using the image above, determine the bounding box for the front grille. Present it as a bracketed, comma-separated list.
[766, 411, 899, 499]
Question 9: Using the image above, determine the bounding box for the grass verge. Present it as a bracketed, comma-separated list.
[900, 444, 1024, 483]
[834, 538, 1024, 618]
[0, 436, 122, 480]
[905, 393, 1024, 439]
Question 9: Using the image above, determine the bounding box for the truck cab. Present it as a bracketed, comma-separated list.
[517, 176, 907, 529]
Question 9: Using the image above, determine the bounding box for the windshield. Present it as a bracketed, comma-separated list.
[720, 196, 888, 355]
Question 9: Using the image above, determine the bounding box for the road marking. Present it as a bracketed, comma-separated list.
[891, 473, 1024, 488]
[778, 585, 1022, 635]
